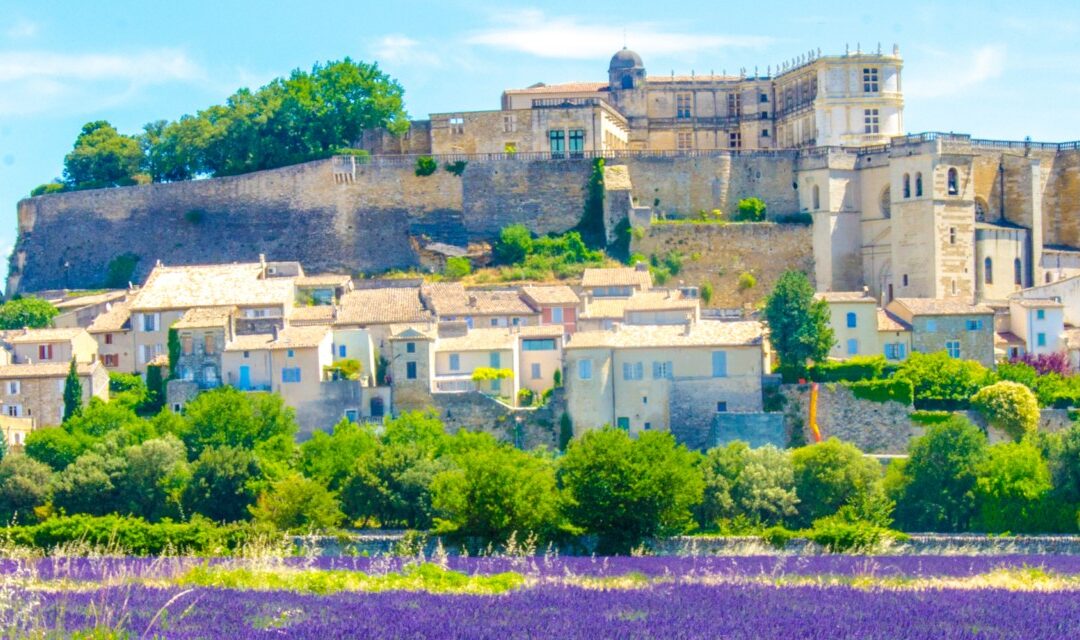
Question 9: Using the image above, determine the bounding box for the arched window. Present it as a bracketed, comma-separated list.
[880, 186, 891, 218]
[915, 172, 923, 197]
[812, 184, 820, 210]
[902, 173, 911, 199]
[947, 168, 959, 195]
[1014, 258, 1023, 286]
[846, 312, 857, 328]
[984, 257, 993, 284]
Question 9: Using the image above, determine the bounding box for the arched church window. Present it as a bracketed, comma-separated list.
[812, 184, 820, 210]
[902, 174, 910, 199]
[984, 257, 993, 285]
[915, 172, 923, 197]
[947, 168, 959, 195]
[621, 75, 634, 89]
[1014, 258, 1023, 286]
[880, 186, 891, 218]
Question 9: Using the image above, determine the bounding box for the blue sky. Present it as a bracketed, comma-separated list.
[2, 0, 1080, 286]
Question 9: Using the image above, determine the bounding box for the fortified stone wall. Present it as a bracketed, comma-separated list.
[430, 389, 565, 450]
[780, 384, 921, 454]
[630, 222, 814, 307]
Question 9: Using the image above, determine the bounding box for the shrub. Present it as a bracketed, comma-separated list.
[774, 212, 813, 225]
[909, 410, 953, 425]
[558, 413, 573, 452]
[894, 352, 991, 410]
[696, 442, 798, 529]
[971, 381, 1040, 442]
[183, 209, 206, 224]
[0, 454, 53, 525]
[414, 155, 437, 177]
[846, 378, 914, 405]
[323, 359, 362, 381]
[104, 253, 140, 289]
[791, 438, 884, 527]
[517, 388, 535, 406]
[975, 441, 1053, 533]
[30, 182, 65, 197]
[809, 355, 888, 382]
[443, 160, 467, 176]
[806, 513, 894, 553]
[250, 473, 344, 532]
[444, 256, 471, 280]
[1012, 351, 1071, 376]
[0, 296, 59, 329]
[700, 283, 714, 305]
[760, 525, 798, 549]
[734, 197, 767, 222]
[737, 272, 757, 291]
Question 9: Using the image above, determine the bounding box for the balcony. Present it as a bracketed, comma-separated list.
[433, 375, 477, 393]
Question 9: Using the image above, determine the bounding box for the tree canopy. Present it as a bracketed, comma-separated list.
[0, 297, 58, 329]
[763, 271, 834, 373]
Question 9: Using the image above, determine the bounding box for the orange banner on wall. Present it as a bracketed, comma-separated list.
[808, 382, 823, 443]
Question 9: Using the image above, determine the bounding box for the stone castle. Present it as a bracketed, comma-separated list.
[9, 46, 1080, 307]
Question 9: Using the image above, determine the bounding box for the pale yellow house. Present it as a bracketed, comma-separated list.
[222, 325, 333, 407]
[4, 328, 98, 365]
[432, 327, 519, 401]
[877, 309, 912, 361]
[516, 325, 565, 395]
[0, 415, 33, 449]
[579, 290, 697, 331]
[0, 360, 109, 427]
[421, 283, 538, 328]
[129, 262, 295, 372]
[88, 300, 136, 372]
[334, 286, 433, 366]
[52, 290, 129, 329]
[817, 291, 880, 359]
[564, 321, 768, 436]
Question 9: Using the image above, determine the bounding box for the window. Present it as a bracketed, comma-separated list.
[949, 227, 957, 245]
[448, 116, 464, 134]
[287, 349, 295, 358]
[6, 405, 21, 417]
[984, 257, 993, 284]
[502, 115, 515, 133]
[847, 339, 859, 355]
[512, 317, 520, 327]
[761, 129, 770, 138]
[729, 132, 742, 149]
[946, 341, 961, 358]
[406, 342, 416, 354]
[902, 174, 911, 199]
[338, 344, 346, 358]
[616, 417, 630, 431]
[846, 312, 857, 328]
[102, 354, 119, 367]
[676, 131, 693, 151]
[568, 129, 585, 154]
[491, 378, 501, 392]
[142, 313, 158, 332]
[884, 343, 907, 360]
[727, 92, 741, 114]
[812, 184, 820, 210]
[490, 318, 498, 327]
[449, 354, 460, 371]
[863, 67, 879, 92]
[644, 422, 651, 430]
[902, 274, 909, 287]
[531, 363, 541, 380]
[1037, 309, 1046, 320]
[947, 168, 959, 195]
[406, 361, 417, 379]
[864, 109, 880, 134]
[716, 401, 728, 412]
[642, 396, 648, 405]
[1014, 259, 1023, 286]
[205, 334, 216, 355]
[622, 362, 644, 380]
[1037, 332, 1047, 347]
[281, 367, 302, 383]
[915, 172, 923, 197]
[676, 93, 692, 118]
[759, 92, 768, 103]
[551, 307, 564, 323]
[711, 351, 728, 377]
[966, 319, 984, 331]
[6, 381, 19, 395]
[925, 319, 937, 332]
[181, 335, 193, 355]
[38, 344, 53, 360]
[548, 130, 565, 154]
[577, 359, 593, 380]
[652, 361, 673, 380]
[523, 339, 556, 351]
[759, 111, 769, 120]
[952, 279, 958, 295]
[204, 366, 218, 383]
[490, 352, 501, 368]
[243, 350, 250, 359]
[180, 366, 192, 381]
[104, 333, 113, 345]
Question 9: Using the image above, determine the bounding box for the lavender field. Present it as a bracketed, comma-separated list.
[2, 554, 1080, 638]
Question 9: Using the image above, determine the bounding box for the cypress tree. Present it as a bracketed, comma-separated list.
[62, 358, 83, 421]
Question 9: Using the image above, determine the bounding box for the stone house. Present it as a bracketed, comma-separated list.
[0, 360, 109, 427]
[334, 286, 432, 370]
[387, 325, 437, 413]
[4, 328, 98, 365]
[578, 290, 697, 332]
[420, 283, 538, 328]
[885, 298, 995, 366]
[52, 290, 129, 329]
[563, 320, 769, 436]
[520, 285, 580, 334]
[173, 306, 234, 391]
[430, 325, 520, 402]
[580, 266, 651, 298]
[88, 299, 136, 372]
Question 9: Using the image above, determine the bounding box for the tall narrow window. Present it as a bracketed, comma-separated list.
[984, 257, 993, 284]
[729, 132, 742, 149]
[676, 132, 693, 151]
[864, 109, 880, 134]
[711, 351, 728, 377]
[676, 93, 692, 119]
[949, 227, 957, 244]
[847, 339, 858, 355]
[548, 130, 565, 154]
[1014, 258, 1023, 286]
[568, 129, 585, 154]
[727, 92, 741, 114]
[902, 174, 911, 199]
[947, 168, 959, 195]
[915, 172, 923, 197]
[846, 312, 857, 328]
[863, 67, 879, 93]
[812, 184, 820, 210]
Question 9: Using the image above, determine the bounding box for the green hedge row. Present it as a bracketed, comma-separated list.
[845, 378, 914, 405]
[809, 356, 889, 383]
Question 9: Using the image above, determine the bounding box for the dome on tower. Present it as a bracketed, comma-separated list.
[609, 47, 643, 71]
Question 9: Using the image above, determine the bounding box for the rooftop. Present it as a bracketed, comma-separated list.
[435, 327, 516, 352]
[1010, 298, 1065, 309]
[87, 301, 132, 333]
[0, 361, 100, 379]
[891, 298, 995, 316]
[504, 82, 607, 95]
[565, 320, 765, 349]
[520, 285, 580, 306]
[581, 267, 652, 289]
[336, 288, 430, 326]
[580, 298, 629, 319]
[173, 306, 235, 329]
[53, 290, 129, 311]
[877, 309, 911, 332]
[625, 291, 697, 312]
[289, 305, 336, 325]
[422, 284, 534, 317]
[131, 263, 294, 311]
[388, 324, 437, 341]
[817, 291, 877, 303]
[6, 328, 89, 344]
[295, 274, 351, 288]
[225, 325, 330, 352]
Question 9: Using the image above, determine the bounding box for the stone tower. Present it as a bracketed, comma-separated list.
[607, 48, 649, 148]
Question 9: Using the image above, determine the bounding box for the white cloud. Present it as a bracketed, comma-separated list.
[906, 45, 1006, 99]
[467, 10, 772, 59]
[0, 49, 204, 116]
[372, 34, 441, 67]
[6, 18, 38, 39]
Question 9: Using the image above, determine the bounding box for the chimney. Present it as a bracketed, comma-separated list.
[271, 325, 279, 342]
[258, 254, 267, 277]
[468, 295, 477, 307]
[634, 261, 649, 272]
[682, 320, 693, 336]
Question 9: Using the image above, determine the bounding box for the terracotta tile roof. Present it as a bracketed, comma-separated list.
[503, 82, 607, 95]
[336, 288, 430, 326]
[581, 267, 651, 289]
[173, 306, 234, 329]
[53, 290, 128, 310]
[892, 298, 994, 316]
[1011, 298, 1065, 309]
[295, 274, 351, 288]
[580, 298, 629, 319]
[436, 328, 516, 352]
[388, 324, 437, 341]
[288, 306, 336, 325]
[521, 285, 579, 306]
[817, 291, 877, 303]
[88, 300, 132, 333]
[625, 291, 698, 312]
[7, 328, 89, 344]
[996, 331, 1026, 346]
[130, 263, 294, 311]
[876, 309, 911, 332]
[225, 325, 330, 352]
[422, 284, 534, 317]
[516, 324, 566, 338]
[0, 361, 101, 379]
[565, 321, 765, 349]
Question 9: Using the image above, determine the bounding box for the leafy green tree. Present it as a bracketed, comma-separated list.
[167, 328, 181, 380]
[250, 473, 344, 531]
[115, 436, 189, 522]
[108, 372, 149, 411]
[432, 436, 566, 546]
[734, 197, 767, 222]
[180, 388, 297, 465]
[1048, 423, 1080, 504]
[0, 454, 54, 524]
[299, 419, 378, 490]
[763, 271, 834, 374]
[974, 441, 1053, 533]
[0, 297, 58, 329]
[494, 224, 533, 265]
[731, 444, 800, 526]
[183, 446, 263, 522]
[381, 409, 449, 453]
[144, 364, 165, 414]
[699, 282, 714, 305]
[62, 120, 143, 189]
[30, 182, 65, 197]
[971, 381, 1040, 442]
[62, 359, 83, 422]
[790, 438, 883, 527]
[342, 442, 451, 529]
[560, 428, 703, 554]
[558, 413, 573, 452]
[888, 416, 988, 532]
[444, 256, 471, 280]
[52, 451, 125, 516]
[24, 427, 93, 471]
[894, 352, 991, 410]
[64, 399, 146, 439]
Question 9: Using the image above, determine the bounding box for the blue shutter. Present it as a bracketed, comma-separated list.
[622, 363, 632, 380]
[712, 351, 727, 377]
[490, 352, 501, 368]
